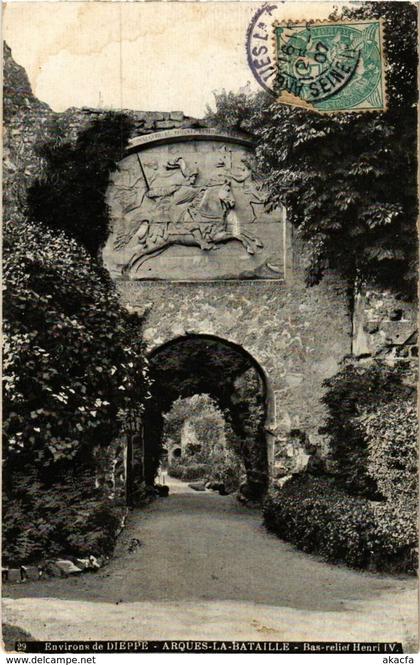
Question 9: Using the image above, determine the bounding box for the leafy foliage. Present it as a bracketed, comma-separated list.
[362, 400, 418, 504]
[264, 352, 418, 573]
[231, 369, 267, 492]
[207, 447, 245, 494]
[2, 216, 149, 563]
[263, 359, 417, 573]
[3, 218, 149, 474]
[206, 90, 269, 136]
[2, 467, 124, 565]
[206, 2, 418, 295]
[168, 451, 244, 493]
[164, 394, 245, 492]
[3, 74, 147, 564]
[163, 394, 226, 462]
[321, 360, 415, 498]
[167, 462, 211, 482]
[3, 115, 150, 562]
[263, 475, 417, 574]
[27, 113, 133, 255]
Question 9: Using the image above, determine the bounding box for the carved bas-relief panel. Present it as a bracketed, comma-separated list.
[103, 130, 289, 281]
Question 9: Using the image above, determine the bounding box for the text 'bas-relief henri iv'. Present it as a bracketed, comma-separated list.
[104, 131, 287, 281]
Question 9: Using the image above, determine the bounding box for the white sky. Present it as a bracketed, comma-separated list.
[3, 1, 346, 117]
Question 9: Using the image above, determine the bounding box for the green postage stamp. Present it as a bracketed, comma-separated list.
[273, 20, 386, 112]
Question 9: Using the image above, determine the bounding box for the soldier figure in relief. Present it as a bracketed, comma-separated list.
[210, 147, 266, 222]
[145, 157, 214, 249]
[113, 153, 264, 275]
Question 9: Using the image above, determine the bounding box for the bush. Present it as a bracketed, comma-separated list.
[2, 217, 149, 564]
[167, 462, 210, 481]
[321, 360, 415, 498]
[163, 393, 245, 493]
[207, 448, 244, 494]
[268, 361, 418, 574]
[2, 107, 149, 566]
[2, 467, 125, 565]
[362, 400, 417, 503]
[163, 394, 227, 466]
[168, 454, 243, 493]
[263, 475, 417, 574]
[65, 500, 123, 557]
[130, 479, 150, 507]
[3, 218, 149, 473]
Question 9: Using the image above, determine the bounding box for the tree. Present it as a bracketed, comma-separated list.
[2, 212, 151, 562]
[2, 52, 151, 562]
[3, 217, 150, 478]
[163, 394, 226, 463]
[207, 2, 417, 296]
[206, 89, 269, 136]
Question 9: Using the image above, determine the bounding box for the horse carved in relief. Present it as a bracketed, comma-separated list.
[122, 180, 263, 274]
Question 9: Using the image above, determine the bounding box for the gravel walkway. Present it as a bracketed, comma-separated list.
[3, 479, 418, 648]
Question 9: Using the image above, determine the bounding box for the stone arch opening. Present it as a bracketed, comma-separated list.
[140, 334, 271, 499]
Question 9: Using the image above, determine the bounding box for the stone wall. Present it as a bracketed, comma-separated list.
[3, 43, 56, 219]
[116, 263, 352, 478]
[353, 287, 417, 365]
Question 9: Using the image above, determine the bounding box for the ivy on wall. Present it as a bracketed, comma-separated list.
[27, 114, 133, 256]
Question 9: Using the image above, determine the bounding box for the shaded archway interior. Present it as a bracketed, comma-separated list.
[141, 335, 269, 497]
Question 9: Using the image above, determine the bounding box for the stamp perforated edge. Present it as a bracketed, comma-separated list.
[271, 17, 388, 114]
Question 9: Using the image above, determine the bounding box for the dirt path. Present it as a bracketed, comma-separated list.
[3, 479, 418, 647]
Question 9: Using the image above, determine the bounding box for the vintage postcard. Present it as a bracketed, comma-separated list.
[2, 0, 418, 659]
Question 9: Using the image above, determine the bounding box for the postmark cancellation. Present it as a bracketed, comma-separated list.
[272, 20, 386, 113]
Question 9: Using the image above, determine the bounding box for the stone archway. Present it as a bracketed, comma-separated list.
[109, 127, 353, 497]
[138, 334, 274, 498]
